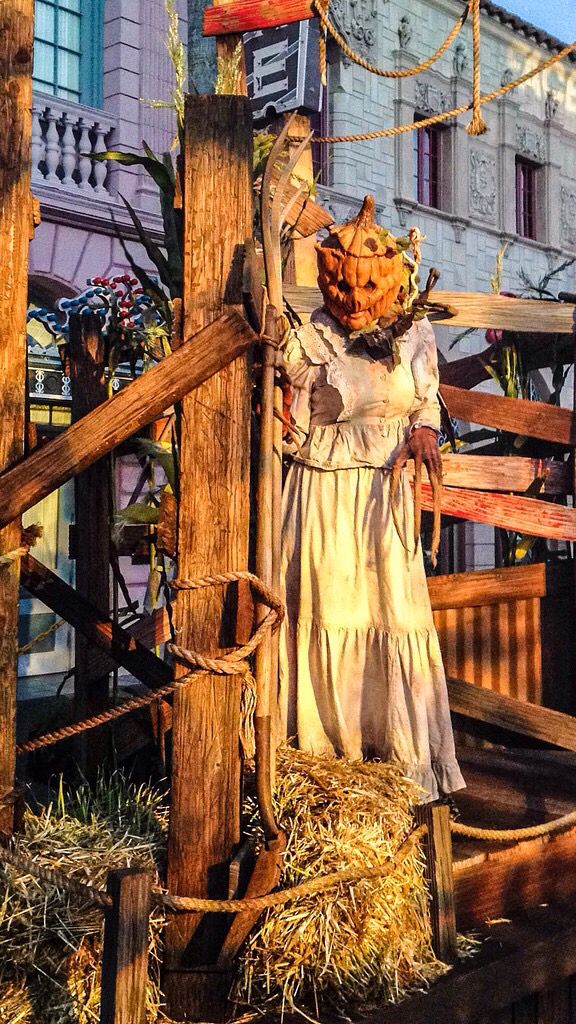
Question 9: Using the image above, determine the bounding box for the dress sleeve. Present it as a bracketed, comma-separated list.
[407, 317, 441, 432]
[281, 330, 318, 441]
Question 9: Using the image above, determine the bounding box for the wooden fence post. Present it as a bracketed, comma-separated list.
[69, 313, 111, 773]
[163, 93, 253, 1021]
[100, 867, 152, 1024]
[0, 0, 34, 833]
[416, 802, 458, 963]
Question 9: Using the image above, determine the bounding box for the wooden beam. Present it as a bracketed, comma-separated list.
[69, 313, 111, 771]
[100, 868, 152, 1024]
[203, 0, 314, 35]
[410, 454, 570, 495]
[0, 311, 257, 530]
[20, 555, 173, 691]
[439, 384, 576, 446]
[282, 286, 576, 334]
[432, 291, 576, 333]
[164, 94, 253, 1021]
[447, 676, 576, 751]
[427, 564, 546, 610]
[454, 832, 576, 932]
[419, 482, 576, 540]
[0, 0, 33, 832]
[363, 903, 576, 1024]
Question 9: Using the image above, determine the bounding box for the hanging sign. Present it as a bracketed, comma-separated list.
[244, 18, 322, 120]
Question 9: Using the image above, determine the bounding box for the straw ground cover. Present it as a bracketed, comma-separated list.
[0, 774, 169, 1024]
[236, 747, 450, 1017]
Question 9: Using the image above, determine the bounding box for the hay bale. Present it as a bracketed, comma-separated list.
[237, 748, 447, 1016]
[0, 774, 169, 1024]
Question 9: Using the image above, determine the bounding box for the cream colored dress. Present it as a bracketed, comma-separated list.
[278, 308, 465, 801]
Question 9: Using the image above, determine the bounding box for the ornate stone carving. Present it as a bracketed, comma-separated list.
[501, 66, 514, 86]
[545, 90, 559, 122]
[414, 81, 449, 115]
[398, 15, 412, 49]
[561, 186, 576, 248]
[452, 43, 468, 77]
[331, 0, 379, 54]
[469, 150, 496, 219]
[516, 125, 545, 163]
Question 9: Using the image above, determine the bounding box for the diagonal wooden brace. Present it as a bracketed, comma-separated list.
[0, 311, 257, 530]
[21, 554, 173, 692]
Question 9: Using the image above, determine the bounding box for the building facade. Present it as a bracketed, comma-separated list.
[22, 0, 186, 686]
[312, 0, 576, 568]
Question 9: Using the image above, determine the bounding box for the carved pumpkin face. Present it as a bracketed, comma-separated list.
[316, 195, 419, 333]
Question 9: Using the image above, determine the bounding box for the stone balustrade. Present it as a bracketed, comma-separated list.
[32, 93, 118, 198]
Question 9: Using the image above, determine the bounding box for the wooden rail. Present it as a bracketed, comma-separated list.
[440, 384, 576, 445]
[448, 676, 576, 751]
[282, 286, 576, 334]
[420, 481, 576, 539]
[0, 311, 256, 529]
[415, 454, 570, 494]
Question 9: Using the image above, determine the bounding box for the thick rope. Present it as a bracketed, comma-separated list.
[17, 570, 283, 760]
[451, 808, 576, 843]
[314, 0, 469, 79]
[467, 0, 487, 135]
[316, 41, 576, 143]
[16, 681, 182, 755]
[156, 824, 427, 914]
[0, 842, 112, 910]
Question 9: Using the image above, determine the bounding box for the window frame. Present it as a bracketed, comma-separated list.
[414, 121, 442, 210]
[515, 156, 539, 241]
[33, 0, 103, 107]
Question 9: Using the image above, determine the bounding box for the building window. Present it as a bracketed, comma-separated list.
[414, 123, 442, 208]
[515, 157, 538, 240]
[33, 0, 103, 107]
[310, 86, 331, 187]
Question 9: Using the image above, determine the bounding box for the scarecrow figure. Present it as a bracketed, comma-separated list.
[279, 195, 465, 801]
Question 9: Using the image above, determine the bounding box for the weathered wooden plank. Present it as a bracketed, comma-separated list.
[0, 0, 33, 832]
[0, 311, 256, 530]
[203, 0, 314, 35]
[416, 804, 457, 963]
[453, 830, 576, 932]
[69, 314, 111, 770]
[282, 286, 576, 334]
[447, 676, 576, 751]
[420, 481, 576, 539]
[100, 868, 152, 1024]
[427, 564, 546, 610]
[440, 384, 576, 446]
[20, 555, 173, 691]
[164, 94, 253, 1021]
[433, 291, 576, 333]
[411, 455, 570, 495]
[357, 904, 576, 1024]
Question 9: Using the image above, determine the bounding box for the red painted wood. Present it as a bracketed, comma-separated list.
[203, 0, 314, 36]
[419, 483, 576, 540]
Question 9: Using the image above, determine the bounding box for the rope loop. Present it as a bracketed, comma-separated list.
[315, 40, 575, 144]
[313, 0, 470, 79]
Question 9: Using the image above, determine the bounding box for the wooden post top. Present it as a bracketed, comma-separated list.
[203, 0, 314, 36]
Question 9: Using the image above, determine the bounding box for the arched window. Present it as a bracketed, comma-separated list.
[33, 0, 103, 107]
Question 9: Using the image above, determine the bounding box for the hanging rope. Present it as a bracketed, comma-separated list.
[313, 0, 470, 79]
[315, 40, 575, 143]
[16, 570, 283, 762]
[467, 0, 487, 135]
[18, 618, 66, 656]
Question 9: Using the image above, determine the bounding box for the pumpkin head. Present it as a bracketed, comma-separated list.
[315, 195, 421, 333]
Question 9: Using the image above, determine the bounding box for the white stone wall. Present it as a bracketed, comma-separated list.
[318, 0, 576, 568]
